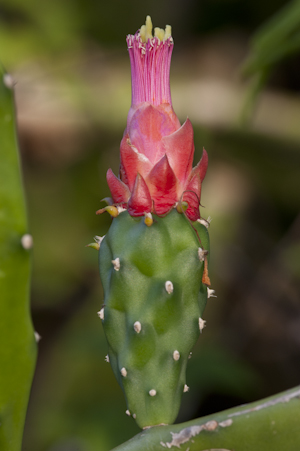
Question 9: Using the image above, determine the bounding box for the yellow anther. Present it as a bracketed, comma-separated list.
[144, 212, 153, 227]
[145, 15, 153, 40]
[176, 201, 188, 214]
[164, 25, 172, 40]
[140, 17, 172, 43]
[140, 25, 146, 42]
[154, 27, 165, 41]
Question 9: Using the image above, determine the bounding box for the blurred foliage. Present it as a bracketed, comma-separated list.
[241, 0, 300, 122]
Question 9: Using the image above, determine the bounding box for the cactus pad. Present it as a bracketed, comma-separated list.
[99, 209, 209, 428]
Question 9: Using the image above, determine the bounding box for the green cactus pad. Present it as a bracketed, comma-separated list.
[99, 209, 209, 429]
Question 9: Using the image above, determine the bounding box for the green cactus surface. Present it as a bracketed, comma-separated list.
[99, 209, 210, 429]
[0, 68, 37, 451]
[110, 384, 300, 451]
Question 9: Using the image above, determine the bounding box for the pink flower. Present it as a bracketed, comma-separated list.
[106, 16, 208, 222]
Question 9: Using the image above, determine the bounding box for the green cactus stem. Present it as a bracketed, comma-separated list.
[0, 68, 37, 451]
[99, 209, 210, 429]
[110, 384, 300, 451]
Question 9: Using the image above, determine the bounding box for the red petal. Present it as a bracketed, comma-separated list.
[191, 148, 208, 183]
[128, 104, 180, 164]
[106, 169, 131, 204]
[127, 174, 152, 216]
[182, 173, 201, 221]
[162, 118, 194, 184]
[147, 154, 178, 215]
[120, 134, 152, 191]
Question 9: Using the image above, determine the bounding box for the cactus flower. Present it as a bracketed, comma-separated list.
[97, 17, 211, 429]
[106, 16, 208, 222]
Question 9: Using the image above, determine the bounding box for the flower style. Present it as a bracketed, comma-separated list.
[105, 16, 208, 222]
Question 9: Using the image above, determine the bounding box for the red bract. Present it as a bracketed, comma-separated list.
[106, 17, 208, 222]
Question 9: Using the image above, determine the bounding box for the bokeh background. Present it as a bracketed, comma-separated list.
[1, 0, 300, 450]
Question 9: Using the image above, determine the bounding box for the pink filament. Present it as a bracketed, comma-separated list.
[126, 32, 173, 107]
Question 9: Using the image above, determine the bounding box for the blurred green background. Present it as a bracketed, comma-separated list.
[1, 0, 300, 450]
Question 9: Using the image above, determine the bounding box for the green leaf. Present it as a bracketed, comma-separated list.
[0, 67, 37, 451]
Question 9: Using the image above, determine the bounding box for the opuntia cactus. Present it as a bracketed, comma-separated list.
[96, 16, 212, 429]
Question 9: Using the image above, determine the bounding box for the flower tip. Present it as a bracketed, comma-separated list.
[140, 15, 153, 42]
[139, 16, 172, 43]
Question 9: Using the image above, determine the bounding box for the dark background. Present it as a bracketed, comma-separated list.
[1, 0, 300, 450]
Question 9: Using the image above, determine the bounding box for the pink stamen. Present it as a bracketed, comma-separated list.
[126, 32, 173, 107]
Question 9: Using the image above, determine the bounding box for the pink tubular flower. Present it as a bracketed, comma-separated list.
[106, 16, 208, 222]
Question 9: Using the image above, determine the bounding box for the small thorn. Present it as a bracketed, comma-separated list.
[188, 352, 192, 359]
[176, 201, 188, 214]
[144, 212, 153, 227]
[86, 236, 104, 250]
[165, 281, 173, 294]
[207, 288, 217, 298]
[98, 308, 104, 320]
[121, 367, 127, 377]
[132, 413, 136, 419]
[183, 384, 189, 393]
[133, 321, 142, 333]
[96, 205, 119, 217]
[198, 247, 208, 262]
[112, 257, 120, 271]
[202, 256, 211, 286]
[21, 234, 33, 250]
[173, 350, 180, 361]
[86, 242, 100, 250]
[199, 317, 206, 332]
[101, 197, 113, 205]
[125, 409, 131, 416]
[149, 389, 157, 397]
[34, 331, 41, 343]
[105, 355, 110, 363]
[197, 216, 212, 229]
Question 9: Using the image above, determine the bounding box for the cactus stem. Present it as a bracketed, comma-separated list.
[133, 321, 142, 333]
[149, 389, 157, 397]
[112, 257, 121, 271]
[125, 409, 131, 416]
[207, 288, 216, 298]
[198, 247, 208, 262]
[34, 332, 41, 343]
[198, 317, 206, 333]
[98, 308, 105, 320]
[183, 384, 189, 393]
[165, 281, 173, 294]
[197, 216, 212, 228]
[144, 212, 153, 227]
[121, 367, 128, 377]
[21, 233, 33, 250]
[105, 355, 110, 363]
[173, 350, 180, 361]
